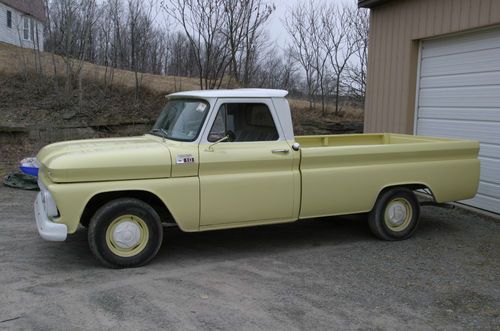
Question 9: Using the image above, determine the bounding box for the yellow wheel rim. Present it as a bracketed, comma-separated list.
[105, 215, 149, 257]
[384, 198, 412, 232]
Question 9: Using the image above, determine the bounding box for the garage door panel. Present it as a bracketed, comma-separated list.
[422, 28, 500, 58]
[478, 181, 500, 198]
[478, 157, 500, 185]
[417, 119, 500, 145]
[419, 85, 500, 108]
[416, 28, 500, 214]
[479, 143, 500, 159]
[420, 47, 500, 77]
[419, 71, 500, 89]
[418, 107, 500, 122]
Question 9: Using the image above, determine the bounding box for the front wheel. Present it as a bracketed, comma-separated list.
[368, 188, 420, 241]
[88, 198, 163, 268]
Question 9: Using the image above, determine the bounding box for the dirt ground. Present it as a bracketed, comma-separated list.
[0, 185, 498, 330]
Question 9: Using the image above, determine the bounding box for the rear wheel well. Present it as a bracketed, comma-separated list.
[80, 190, 173, 228]
[379, 184, 435, 202]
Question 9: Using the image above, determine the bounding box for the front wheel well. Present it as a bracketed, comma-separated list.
[80, 190, 173, 228]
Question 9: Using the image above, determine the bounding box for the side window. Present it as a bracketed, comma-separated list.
[208, 103, 279, 142]
[23, 17, 29, 40]
[6, 10, 12, 28]
[30, 18, 35, 41]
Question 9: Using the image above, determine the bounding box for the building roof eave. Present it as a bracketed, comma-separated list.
[0, 0, 46, 22]
[358, 0, 395, 9]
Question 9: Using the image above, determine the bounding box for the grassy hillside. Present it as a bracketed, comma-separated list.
[0, 42, 200, 94]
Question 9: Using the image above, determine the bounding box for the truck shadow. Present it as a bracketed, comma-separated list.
[156, 215, 370, 263]
[62, 211, 458, 268]
[59, 215, 367, 267]
[153, 211, 461, 265]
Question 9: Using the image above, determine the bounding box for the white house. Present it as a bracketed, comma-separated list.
[0, 0, 45, 51]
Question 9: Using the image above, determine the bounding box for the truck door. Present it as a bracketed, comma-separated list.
[198, 99, 299, 227]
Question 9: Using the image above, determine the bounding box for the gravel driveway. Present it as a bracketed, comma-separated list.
[0, 185, 498, 330]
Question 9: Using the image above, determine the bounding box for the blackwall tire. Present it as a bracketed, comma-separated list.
[88, 198, 163, 268]
[368, 188, 420, 241]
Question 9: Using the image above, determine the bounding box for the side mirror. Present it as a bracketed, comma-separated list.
[208, 132, 225, 142]
[207, 135, 229, 152]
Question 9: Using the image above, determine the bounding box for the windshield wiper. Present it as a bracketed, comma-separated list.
[149, 128, 169, 139]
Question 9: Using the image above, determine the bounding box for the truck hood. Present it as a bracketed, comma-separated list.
[37, 136, 172, 183]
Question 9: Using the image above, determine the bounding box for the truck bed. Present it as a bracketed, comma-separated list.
[295, 133, 480, 219]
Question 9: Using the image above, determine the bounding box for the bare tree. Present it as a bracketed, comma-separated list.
[46, 0, 99, 97]
[348, 8, 369, 102]
[309, 8, 329, 115]
[77, 1, 99, 110]
[253, 46, 300, 92]
[224, 0, 274, 87]
[96, 1, 114, 92]
[321, 3, 359, 115]
[162, 0, 232, 89]
[107, 0, 127, 69]
[284, 1, 320, 110]
[284, 1, 365, 115]
[164, 31, 199, 88]
[127, 0, 156, 100]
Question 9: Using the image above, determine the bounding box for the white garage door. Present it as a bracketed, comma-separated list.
[415, 27, 500, 214]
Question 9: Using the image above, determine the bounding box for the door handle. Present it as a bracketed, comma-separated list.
[272, 149, 289, 154]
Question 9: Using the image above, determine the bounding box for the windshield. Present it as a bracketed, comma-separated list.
[150, 99, 210, 141]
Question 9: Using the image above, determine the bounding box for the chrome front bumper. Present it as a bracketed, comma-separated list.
[34, 192, 67, 241]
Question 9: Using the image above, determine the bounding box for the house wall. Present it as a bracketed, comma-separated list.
[364, 0, 500, 133]
[0, 2, 43, 51]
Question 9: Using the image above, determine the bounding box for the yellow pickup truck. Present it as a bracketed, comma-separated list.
[34, 89, 480, 268]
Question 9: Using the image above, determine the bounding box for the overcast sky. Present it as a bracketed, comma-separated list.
[155, 0, 357, 50]
[267, 0, 356, 48]
[267, 0, 302, 47]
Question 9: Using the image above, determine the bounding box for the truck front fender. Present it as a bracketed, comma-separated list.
[47, 177, 200, 234]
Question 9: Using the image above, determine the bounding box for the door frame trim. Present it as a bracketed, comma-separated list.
[413, 39, 423, 135]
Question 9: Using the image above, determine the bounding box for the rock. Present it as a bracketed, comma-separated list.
[62, 111, 77, 120]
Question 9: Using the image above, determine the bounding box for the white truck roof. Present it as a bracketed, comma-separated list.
[168, 88, 288, 99]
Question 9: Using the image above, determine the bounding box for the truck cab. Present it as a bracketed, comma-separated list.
[153, 89, 300, 228]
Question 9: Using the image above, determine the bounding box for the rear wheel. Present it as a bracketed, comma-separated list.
[88, 198, 163, 268]
[368, 188, 420, 241]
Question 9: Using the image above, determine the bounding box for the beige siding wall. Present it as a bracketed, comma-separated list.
[364, 0, 500, 133]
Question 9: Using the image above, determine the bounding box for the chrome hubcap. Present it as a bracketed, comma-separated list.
[112, 220, 141, 249]
[384, 198, 413, 232]
[386, 201, 408, 226]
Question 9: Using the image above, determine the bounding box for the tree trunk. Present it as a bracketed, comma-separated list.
[335, 76, 341, 116]
[78, 68, 83, 112]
